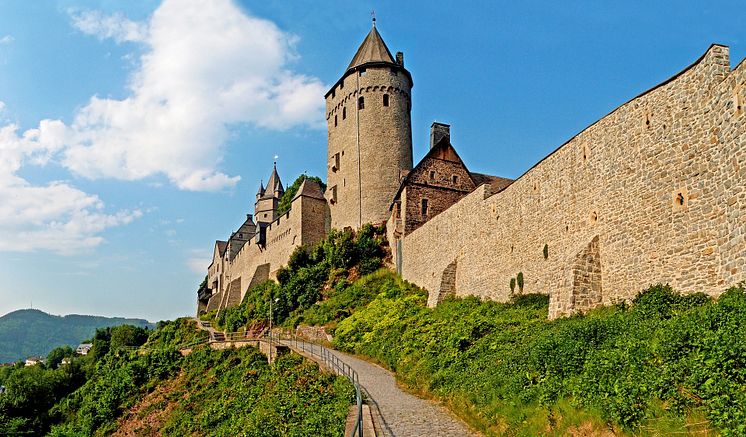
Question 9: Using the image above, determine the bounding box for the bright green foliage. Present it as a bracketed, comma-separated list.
[159, 348, 352, 436]
[277, 174, 326, 216]
[288, 269, 420, 329]
[46, 346, 75, 369]
[334, 283, 746, 436]
[145, 318, 209, 350]
[1, 317, 351, 436]
[217, 223, 387, 331]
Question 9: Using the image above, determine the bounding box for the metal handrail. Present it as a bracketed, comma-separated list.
[276, 333, 364, 437]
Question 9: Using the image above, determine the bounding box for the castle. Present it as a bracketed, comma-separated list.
[200, 24, 745, 319]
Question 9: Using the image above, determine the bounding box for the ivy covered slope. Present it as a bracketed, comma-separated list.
[0, 319, 352, 436]
[333, 284, 746, 436]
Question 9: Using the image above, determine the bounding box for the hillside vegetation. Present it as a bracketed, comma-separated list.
[0, 319, 352, 436]
[208, 226, 746, 436]
[0, 309, 153, 363]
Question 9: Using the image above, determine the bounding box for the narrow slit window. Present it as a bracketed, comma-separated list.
[429, 171, 435, 180]
[343, 107, 346, 120]
[334, 115, 337, 126]
[383, 94, 389, 107]
[358, 96, 365, 110]
[421, 199, 429, 217]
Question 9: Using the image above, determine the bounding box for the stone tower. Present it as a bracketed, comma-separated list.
[325, 23, 413, 229]
[254, 164, 284, 224]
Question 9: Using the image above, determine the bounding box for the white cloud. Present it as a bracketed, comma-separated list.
[59, 0, 326, 191]
[0, 35, 13, 45]
[70, 10, 147, 43]
[0, 123, 141, 254]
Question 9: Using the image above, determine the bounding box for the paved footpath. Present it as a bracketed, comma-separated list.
[286, 341, 478, 437]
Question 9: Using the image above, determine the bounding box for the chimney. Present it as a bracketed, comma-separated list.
[396, 51, 404, 66]
[430, 122, 451, 149]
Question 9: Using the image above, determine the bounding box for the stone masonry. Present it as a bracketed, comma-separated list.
[395, 45, 745, 318]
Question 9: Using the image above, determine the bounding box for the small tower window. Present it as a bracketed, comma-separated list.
[359, 69, 366, 76]
[334, 115, 337, 126]
[421, 199, 429, 217]
[429, 171, 435, 180]
[452, 175, 459, 184]
[358, 96, 365, 110]
[343, 107, 346, 120]
[383, 94, 389, 107]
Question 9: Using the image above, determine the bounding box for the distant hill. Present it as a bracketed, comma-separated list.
[0, 309, 154, 363]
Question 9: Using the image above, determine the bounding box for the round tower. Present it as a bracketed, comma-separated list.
[325, 23, 413, 229]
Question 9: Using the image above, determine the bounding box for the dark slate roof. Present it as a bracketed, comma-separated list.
[215, 240, 227, 257]
[471, 173, 514, 192]
[347, 26, 396, 69]
[256, 181, 265, 197]
[263, 164, 284, 198]
[293, 178, 326, 201]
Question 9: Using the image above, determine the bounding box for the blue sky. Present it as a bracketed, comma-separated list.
[0, 0, 743, 322]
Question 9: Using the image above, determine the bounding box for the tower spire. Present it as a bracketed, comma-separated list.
[371, 10, 376, 27]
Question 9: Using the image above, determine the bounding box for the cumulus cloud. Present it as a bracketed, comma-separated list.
[60, 0, 326, 190]
[0, 0, 327, 253]
[0, 123, 141, 254]
[0, 35, 13, 45]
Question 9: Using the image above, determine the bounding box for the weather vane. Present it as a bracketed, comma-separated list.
[371, 10, 376, 27]
[274, 154, 279, 166]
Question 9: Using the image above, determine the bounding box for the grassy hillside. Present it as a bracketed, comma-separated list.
[208, 226, 746, 436]
[0, 309, 154, 363]
[333, 283, 746, 436]
[0, 319, 352, 436]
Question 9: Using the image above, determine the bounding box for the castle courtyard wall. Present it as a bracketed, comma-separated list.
[398, 45, 745, 318]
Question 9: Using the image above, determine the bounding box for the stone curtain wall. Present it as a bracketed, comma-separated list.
[326, 66, 413, 229]
[208, 193, 328, 309]
[399, 45, 745, 318]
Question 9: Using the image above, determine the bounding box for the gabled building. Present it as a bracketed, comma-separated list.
[389, 122, 512, 239]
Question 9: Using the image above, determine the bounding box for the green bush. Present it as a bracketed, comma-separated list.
[334, 282, 746, 435]
[217, 223, 388, 331]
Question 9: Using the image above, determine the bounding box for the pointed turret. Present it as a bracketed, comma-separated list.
[347, 26, 396, 70]
[254, 163, 284, 223]
[267, 163, 284, 197]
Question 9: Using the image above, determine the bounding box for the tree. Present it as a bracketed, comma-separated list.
[276, 175, 326, 216]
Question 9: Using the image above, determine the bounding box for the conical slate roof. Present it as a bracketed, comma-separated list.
[265, 164, 284, 197]
[256, 181, 265, 197]
[347, 26, 396, 69]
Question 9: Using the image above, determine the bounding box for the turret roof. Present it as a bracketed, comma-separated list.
[347, 26, 396, 69]
[262, 164, 284, 198]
